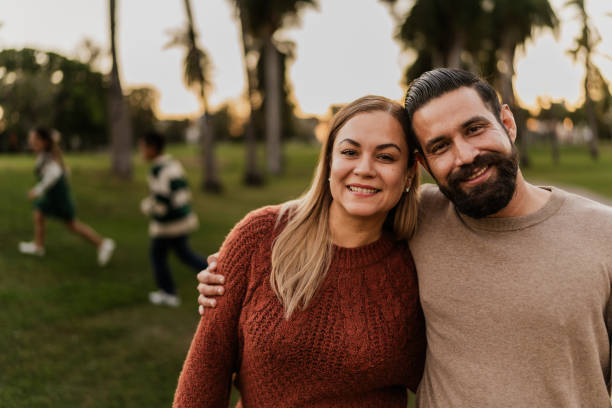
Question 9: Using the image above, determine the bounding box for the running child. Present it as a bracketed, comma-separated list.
[19, 127, 116, 266]
[139, 130, 207, 307]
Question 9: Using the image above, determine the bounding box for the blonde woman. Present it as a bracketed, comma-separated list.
[173, 96, 425, 407]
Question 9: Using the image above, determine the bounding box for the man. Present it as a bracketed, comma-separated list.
[196, 68, 612, 407]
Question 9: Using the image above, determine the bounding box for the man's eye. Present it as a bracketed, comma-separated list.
[467, 125, 484, 134]
[430, 142, 449, 154]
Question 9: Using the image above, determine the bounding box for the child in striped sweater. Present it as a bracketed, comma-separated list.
[139, 131, 207, 307]
[19, 127, 115, 266]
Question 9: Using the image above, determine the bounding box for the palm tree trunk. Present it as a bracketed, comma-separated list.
[109, 0, 133, 179]
[584, 59, 599, 160]
[263, 35, 283, 175]
[446, 33, 464, 69]
[199, 97, 222, 192]
[432, 51, 444, 68]
[238, 5, 263, 185]
[499, 36, 530, 168]
[182, 0, 223, 191]
[551, 127, 560, 165]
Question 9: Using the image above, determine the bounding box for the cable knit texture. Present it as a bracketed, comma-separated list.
[174, 205, 425, 407]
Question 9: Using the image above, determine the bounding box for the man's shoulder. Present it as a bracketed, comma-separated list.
[555, 186, 612, 221]
[417, 183, 451, 212]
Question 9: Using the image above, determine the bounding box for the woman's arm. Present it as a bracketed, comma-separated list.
[174, 210, 271, 407]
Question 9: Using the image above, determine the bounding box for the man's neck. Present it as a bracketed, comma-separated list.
[490, 170, 551, 218]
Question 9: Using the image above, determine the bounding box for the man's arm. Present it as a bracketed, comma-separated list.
[197, 252, 226, 314]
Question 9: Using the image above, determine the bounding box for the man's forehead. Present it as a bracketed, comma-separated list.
[412, 87, 493, 136]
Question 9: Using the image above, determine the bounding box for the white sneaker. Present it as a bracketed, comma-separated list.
[19, 241, 45, 256]
[148, 290, 181, 307]
[98, 238, 116, 266]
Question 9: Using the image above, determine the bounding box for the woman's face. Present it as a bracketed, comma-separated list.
[328, 111, 412, 224]
[28, 131, 45, 153]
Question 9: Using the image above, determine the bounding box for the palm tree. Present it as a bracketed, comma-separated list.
[484, 0, 558, 166]
[382, 0, 557, 166]
[566, 0, 602, 160]
[233, 0, 316, 176]
[233, 1, 263, 185]
[108, 0, 133, 178]
[168, 0, 222, 192]
[383, 0, 485, 74]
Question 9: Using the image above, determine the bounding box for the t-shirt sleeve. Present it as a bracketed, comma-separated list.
[173, 209, 274, 408]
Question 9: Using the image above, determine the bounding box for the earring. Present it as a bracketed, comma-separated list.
[328, 177, 331, 182]
[405, 186, 411, 193]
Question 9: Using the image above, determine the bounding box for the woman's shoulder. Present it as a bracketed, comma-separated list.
[223, 205, 284, 247]
[236, 205, 282, 230]
[218, 206, 282, 283]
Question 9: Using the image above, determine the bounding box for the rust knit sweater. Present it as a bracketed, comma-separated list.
[174, 206, 425, 407]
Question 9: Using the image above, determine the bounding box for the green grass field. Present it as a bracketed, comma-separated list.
[1, 141, 611, 407]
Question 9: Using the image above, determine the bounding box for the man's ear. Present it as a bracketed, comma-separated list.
[416, 152, 432, 176]
[500, 104, 517, 143]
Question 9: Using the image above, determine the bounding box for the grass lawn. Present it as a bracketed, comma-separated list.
[1, 141, 610, 407]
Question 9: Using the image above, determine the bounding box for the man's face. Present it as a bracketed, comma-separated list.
[411, 87, 519, 218]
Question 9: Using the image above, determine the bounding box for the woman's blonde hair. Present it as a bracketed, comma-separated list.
[270, 95, 420, 318]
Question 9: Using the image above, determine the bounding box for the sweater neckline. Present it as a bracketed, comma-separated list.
[330, 232, 396, 269]
[457, 186, 566, 232]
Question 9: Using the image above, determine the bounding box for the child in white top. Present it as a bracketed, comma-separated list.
[19, 127, 116, 266]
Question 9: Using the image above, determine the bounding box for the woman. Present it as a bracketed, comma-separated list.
[174, 96, 425, 407]
[19, 127, 115, 266]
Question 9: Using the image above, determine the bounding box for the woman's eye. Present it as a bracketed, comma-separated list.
[340, 149, 357, 157]
[378, 154, 395, 162]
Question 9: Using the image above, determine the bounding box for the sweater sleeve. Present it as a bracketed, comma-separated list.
[173, 208, 276, 408]
[32, 160, 62, 197]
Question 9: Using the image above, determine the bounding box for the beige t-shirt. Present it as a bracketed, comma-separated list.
[411, 184, 612, 408]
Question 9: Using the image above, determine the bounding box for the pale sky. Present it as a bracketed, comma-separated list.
[1, 0, 611, 118]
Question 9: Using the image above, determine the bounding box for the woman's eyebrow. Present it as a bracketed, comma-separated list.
[337, 138, 360, 146]
[376, 143, 401, 152]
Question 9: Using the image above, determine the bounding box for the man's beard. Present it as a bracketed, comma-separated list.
[437, 145, 519, 219]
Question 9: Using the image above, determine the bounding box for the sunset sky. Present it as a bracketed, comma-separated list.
[2, 0, 611, 118]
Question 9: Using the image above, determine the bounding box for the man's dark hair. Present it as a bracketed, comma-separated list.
[404, 68, 502, 154]
[141, 130, 165, 154]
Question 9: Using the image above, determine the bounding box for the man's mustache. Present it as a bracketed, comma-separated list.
[447, 152, 507, 186]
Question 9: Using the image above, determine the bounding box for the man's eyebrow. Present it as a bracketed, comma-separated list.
[461, 115, 491, 129]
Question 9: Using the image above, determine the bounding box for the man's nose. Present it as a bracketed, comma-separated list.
[453, 137, 479, 167]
